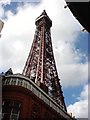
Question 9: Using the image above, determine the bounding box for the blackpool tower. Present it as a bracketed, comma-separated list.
[22, 10, 67, 112]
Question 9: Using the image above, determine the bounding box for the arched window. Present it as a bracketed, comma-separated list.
[10, 101, 21, 120]
[2, 100, 21, 120]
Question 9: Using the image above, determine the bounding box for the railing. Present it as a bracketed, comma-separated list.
[2, 74, 73, 120]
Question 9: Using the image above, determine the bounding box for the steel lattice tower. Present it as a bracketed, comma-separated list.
[22, 10, 67, 111]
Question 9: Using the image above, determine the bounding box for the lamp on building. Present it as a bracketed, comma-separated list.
[64, 3, 69, 8]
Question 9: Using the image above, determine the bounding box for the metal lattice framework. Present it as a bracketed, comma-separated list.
[22, 10, 67, 111]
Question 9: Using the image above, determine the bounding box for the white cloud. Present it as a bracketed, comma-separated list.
[88, 62, 90, 80]
[54, 40, 88, 87]
[0, 5, 4, 18]
[88, 84, 90, 119]
[0, 0, 11, 22]
[0, 0, 88, 88]
[67, 84, 88, 118]
[0, 0, 11, 5]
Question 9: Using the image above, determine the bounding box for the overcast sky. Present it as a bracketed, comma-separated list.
[0, 0, 89, 118]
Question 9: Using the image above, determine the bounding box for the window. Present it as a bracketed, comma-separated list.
[2, 100, 10, 119]
[10, 101, 21, 120]
[2, 100, 21, 120]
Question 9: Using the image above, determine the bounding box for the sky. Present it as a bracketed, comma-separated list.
[0, 0, 89, 119]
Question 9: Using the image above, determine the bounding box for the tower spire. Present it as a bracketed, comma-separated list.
[22, 10, 67, 111]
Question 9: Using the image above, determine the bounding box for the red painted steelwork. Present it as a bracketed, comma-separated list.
[22, 10, 67, 112]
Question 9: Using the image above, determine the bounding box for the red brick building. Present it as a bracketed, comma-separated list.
[2, 73, 74, 119]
